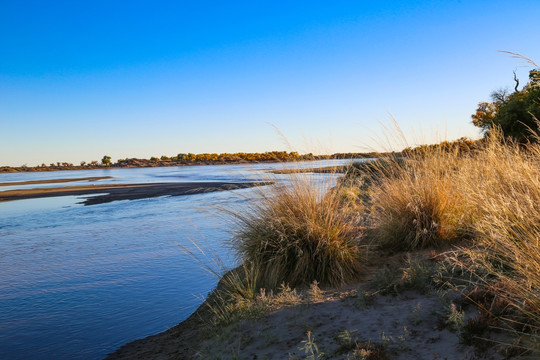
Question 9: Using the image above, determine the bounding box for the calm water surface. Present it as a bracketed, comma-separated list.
[0, 161, 352, 359]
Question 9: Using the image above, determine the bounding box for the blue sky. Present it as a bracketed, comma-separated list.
[1, 1, 540, 166]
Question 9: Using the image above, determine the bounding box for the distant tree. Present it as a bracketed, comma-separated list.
[101, 155, 112, 165]
[472, 68, 540, 141]
[150, 156, 160, 162]
[80, 161, 86, 166]
[160, 155, 170, 161]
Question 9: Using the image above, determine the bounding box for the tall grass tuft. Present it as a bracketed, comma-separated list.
[458, 129, 540, 337]
[230, 172, 365, 289]
[363, 125, 540, 346]
[368, 146, 471, 251]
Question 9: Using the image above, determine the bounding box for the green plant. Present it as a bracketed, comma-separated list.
[408, 303, 422, 326]
[446, 303, 465, 333]
[297, 331, 326, 360]
[399, 256, 436, 293]
[336, 329, 358, 353]
[370, 256, 436, 295]
[472, 53, 540, 141]
[370, 266, 398, 295]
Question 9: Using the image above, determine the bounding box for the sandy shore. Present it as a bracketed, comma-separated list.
[104, 252, 515, 360]
[0, 181, 267, 205]
[0, 176, 112, 187]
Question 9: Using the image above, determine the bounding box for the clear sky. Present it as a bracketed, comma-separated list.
[1, 1, 540, 166]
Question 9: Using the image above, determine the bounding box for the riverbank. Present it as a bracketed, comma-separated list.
[0, 181, 268, 205]
[0, 153, 380, 173]
[104, 249, 517, 359]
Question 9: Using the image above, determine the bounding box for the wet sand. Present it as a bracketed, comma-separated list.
[0, 181, 267, 205]
[0, 176, 112, 187]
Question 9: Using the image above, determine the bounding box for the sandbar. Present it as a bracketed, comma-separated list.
[0, 181, 267, 205]
[0, 176, 113, 187]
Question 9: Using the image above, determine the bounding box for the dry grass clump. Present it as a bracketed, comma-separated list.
[231, 173, 365, 289]
[368, 147, 471, 251]
[457, 130, 540, 337]
[353, 127, 539, 347]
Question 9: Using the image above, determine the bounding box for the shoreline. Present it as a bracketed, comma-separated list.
[0, 181, 268, 205]
[104, 267, 236, 360]
[103, 250, 511, 360]
[0, 156, 377, 174]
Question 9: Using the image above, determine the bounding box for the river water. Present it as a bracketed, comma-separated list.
[0, 160, 352, 360]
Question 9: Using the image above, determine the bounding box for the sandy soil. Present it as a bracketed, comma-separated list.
[0, 181, 266, 205]
[105, 249, 519, 360]
[0, 176, 112, 186]
[106, 286, 511, 360]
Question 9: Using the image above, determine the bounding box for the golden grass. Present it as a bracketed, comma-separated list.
[230, 171, 366, 289]
[367, 146, 472, 251]
[457, 130, 540, 335]
[189, 126, 539, 351]
[362, 127, 540, 347]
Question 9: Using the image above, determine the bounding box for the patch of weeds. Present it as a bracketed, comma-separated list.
[408, 302, 423, 326]
[370, 256, 437, 296]
[371, 266, 399, 295]
[460, 311, 494, 350]
[308, 280, 323, 302]
[335, 329, 358, 353]
[290, 331, 326, 360]
[274, 283, 303, 306]
[396, 326, 410, 346]
[378, 332, 392, 349]
[399, 256, 436, 293]
[347, 340, 391, 360]
[446, 303, 465, 334]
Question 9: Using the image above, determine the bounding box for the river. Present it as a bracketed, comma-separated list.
[0, 160, 353, 360]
